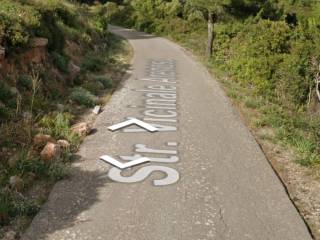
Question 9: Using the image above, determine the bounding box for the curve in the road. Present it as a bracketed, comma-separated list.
[22, 25, 312, 240]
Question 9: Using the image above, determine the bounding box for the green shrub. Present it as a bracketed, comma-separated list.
[48, 160, 70, 181]
[82, 80, 104, 95]
[0, 0, 40, 47]
[39, 113, 79, 144]
[0, 81, 12, 104]
[35, 12, 66, 52]
[0, 104, 9, 119]
[95, 76, 113, 88]
[0, 188, 39, 226]
[226, 20, 291, 95]
[244, 97, 261, 109]
[18, 75, 32, 90]
[16, 155, 47, 179]
[70, 87, 98, 107]
[81, 52, 105, 72]
[51, 52, 69, 73]
[0, 189, 11, 225]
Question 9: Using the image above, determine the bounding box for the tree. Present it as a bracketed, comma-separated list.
[188, 0, 228, 58]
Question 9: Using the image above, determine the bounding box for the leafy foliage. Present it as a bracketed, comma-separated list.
[70, 87, 98, 107]
[81, 52, 106, 72]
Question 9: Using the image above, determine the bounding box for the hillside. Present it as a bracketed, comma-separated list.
[0, 0, 130, 238]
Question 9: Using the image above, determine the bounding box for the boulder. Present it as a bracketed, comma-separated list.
[9, 176, 23, 191]
[40, 142, 61, 161]
[57, 139, 70, 149]
[33, 134, 55, 146]
[22, 38, 48, 64]
[71, 122, 91, 137]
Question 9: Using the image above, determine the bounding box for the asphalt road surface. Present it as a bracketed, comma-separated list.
[22, 26, 312, 240]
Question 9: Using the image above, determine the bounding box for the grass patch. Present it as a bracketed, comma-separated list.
[81, 52, 105, 72]
[70, 87, 98, 107]
[95, 76, 113, 88]
[244, 97, 261, 109]
[82, 80, 104, 95]
[0, 189, 39, 226]
[39, 113, 80, 146]
[51, 52, 69, 73]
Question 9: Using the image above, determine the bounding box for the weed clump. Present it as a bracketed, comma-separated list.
[70, 87, 98, 107]
[95, 76, 113, 88]
[18, 75, 33, 90]
[82, 80, 104, 95]
[51, 52, 69, 73]
[39, 113, 79, 145]
[81, 52, 105, 72]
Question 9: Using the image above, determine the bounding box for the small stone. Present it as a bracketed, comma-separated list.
[33, 134, 55, 146]
[57, 139, 70, 148]
[71, 122, 91, 137]
[9, 176, 23, 191]
[40, 142, 61, 161]
[92, 105, 101, 115]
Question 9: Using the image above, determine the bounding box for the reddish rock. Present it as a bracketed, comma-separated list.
[21, 38, 48, 64]
[33, 134, 55, 146]
[57, 139, 70, 149]
[40, 142, 61, 161]
[71, 122, 91, 137]
[22, 48, 46, 64]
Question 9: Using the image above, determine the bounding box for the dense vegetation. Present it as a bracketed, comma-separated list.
[0, 0, 129, 235]
[109, 0, 320, 167]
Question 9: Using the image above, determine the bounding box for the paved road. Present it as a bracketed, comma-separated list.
[22, 26, 312, 240]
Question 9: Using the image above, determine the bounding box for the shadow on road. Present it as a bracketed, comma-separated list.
[22, 160, 113, 239]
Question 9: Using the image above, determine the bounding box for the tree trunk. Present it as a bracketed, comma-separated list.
[206, 12, 214, 59]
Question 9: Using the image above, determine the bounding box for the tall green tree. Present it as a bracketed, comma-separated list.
[188, 0, 228, 58]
